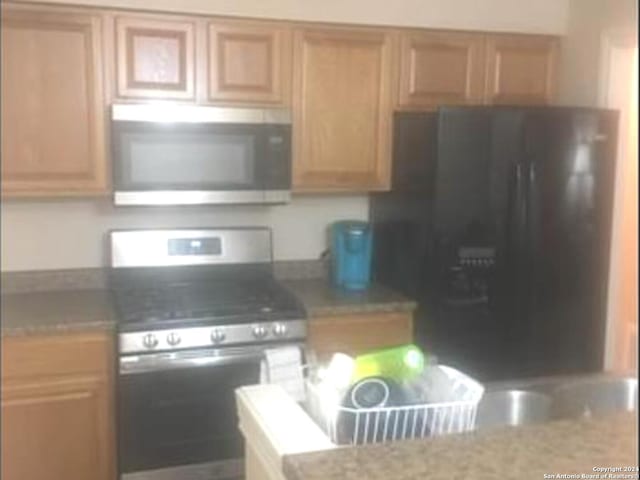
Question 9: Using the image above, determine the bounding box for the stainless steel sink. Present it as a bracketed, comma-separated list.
[475, 389, 552, 430]
[549, 377, 638, 419]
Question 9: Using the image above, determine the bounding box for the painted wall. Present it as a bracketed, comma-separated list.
[557, 0, 637, 106]
[556, 0, 638, 371]
[0, 196, 368, 271]
[9, 0, 569, 34]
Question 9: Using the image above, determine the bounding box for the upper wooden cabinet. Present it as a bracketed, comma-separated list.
[484, 34, 559, 105]
[292, 27, 395, 191]
[0, 4, 108, 196]
[208, 20, 291, 104]
[398, 30, 486, 109]
[115, 15, 196, 100]
[1, 332, 114, 480]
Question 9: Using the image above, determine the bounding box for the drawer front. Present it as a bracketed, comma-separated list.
[307, 311, 413, 361]
[1, 332, 113, 380]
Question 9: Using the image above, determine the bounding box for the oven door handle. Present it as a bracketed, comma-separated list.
[119, 345, 287, 375]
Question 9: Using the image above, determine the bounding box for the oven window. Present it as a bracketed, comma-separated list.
[118, 359, 259, 473]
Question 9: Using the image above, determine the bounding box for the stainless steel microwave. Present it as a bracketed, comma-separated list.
[111, 104, 292, 206]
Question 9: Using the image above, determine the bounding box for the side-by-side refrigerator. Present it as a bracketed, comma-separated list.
[370, 107, 618, 381]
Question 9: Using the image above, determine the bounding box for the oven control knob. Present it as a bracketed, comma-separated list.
[272, 323, 288, 338]
[210, 329, 226, 344]
[166, 332, 181, 346]
[142, 333, 158, 349]
[252, 325, 268, 339]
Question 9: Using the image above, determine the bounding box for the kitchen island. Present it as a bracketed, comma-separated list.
[282, 411, 638, 480]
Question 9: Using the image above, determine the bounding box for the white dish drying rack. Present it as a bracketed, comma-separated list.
[305, 364, 484, 445]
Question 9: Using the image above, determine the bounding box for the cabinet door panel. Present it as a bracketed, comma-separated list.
[208, 21, 291, 104]
[485, 34, 558, 105]
[292, 28, 393, 191]
[308, 312, 413, 361]
[116, 16, 196, 99]
[0, 5, 107, 195]
[1, 376, 112, 480]
[398, 31, 485, 109]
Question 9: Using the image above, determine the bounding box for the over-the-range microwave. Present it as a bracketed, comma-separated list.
[111, 103, 292, 206]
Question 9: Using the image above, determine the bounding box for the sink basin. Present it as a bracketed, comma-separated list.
[475, 390, 551, 430]
[550, 377, 638, 419]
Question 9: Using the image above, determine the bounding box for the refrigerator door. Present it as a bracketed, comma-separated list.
[425, 107, 515, 381]
[523, 108, 618, 376]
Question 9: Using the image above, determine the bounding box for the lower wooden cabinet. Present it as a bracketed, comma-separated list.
[1, 332, 115, 480]
[307, 311, 414, 361]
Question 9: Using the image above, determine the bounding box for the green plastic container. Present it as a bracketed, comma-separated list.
[352, 344, 426, 383]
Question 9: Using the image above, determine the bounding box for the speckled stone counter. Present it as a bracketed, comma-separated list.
[282, 279, 417, 317]
[0, 267, 416, 336]
[1, 290, 115, 336]
[283, 411, 638, 480]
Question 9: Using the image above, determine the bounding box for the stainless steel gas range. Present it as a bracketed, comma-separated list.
[109, 227, 306, 480]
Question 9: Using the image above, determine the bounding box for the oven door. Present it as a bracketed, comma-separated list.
[118, 345, 294, 479]
[111, 105, 291, 206]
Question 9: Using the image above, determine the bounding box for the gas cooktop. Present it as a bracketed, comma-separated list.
[109, 228, 307, 355]
[113, 278, 302, 328]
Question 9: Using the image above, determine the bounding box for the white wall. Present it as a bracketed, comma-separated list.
[0, 195, 368, 271]
[556, 0, 638, 371]
[557, 0, 637, 106]
[10, 0, 569, 34]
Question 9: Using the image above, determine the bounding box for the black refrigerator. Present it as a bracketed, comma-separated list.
[370, 106, 618, 382]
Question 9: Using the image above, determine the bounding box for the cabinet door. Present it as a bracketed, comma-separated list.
[1, 375, 113, 480]
[308, 312, 413, 361]
[484, 34, 558, 105]
[208, 20, 291, 104]
[398, 30, 485, 109]
[115, 15, 196, 99]
[292, 27, 394, 191]
[0, 5, 108, 196]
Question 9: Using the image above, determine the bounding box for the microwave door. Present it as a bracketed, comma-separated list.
[111, 106, 291, 205]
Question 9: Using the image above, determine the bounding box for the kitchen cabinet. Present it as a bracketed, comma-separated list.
[208, 20, 292, 105]
[484, 34, 559, 105]
[115, 15, 197, 100]
[1, 332, 115, 480]
[292, 27, 395, 191]
[307, 311, 413, 361]
[397, 30, 486, 109]
[0, 4, 108, 196]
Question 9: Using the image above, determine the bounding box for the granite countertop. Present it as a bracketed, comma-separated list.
[283, 411, 638, 480]
[0, 290, 116, 336]
[0, 278, 415, 336]
[283, 279, 417, 317]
